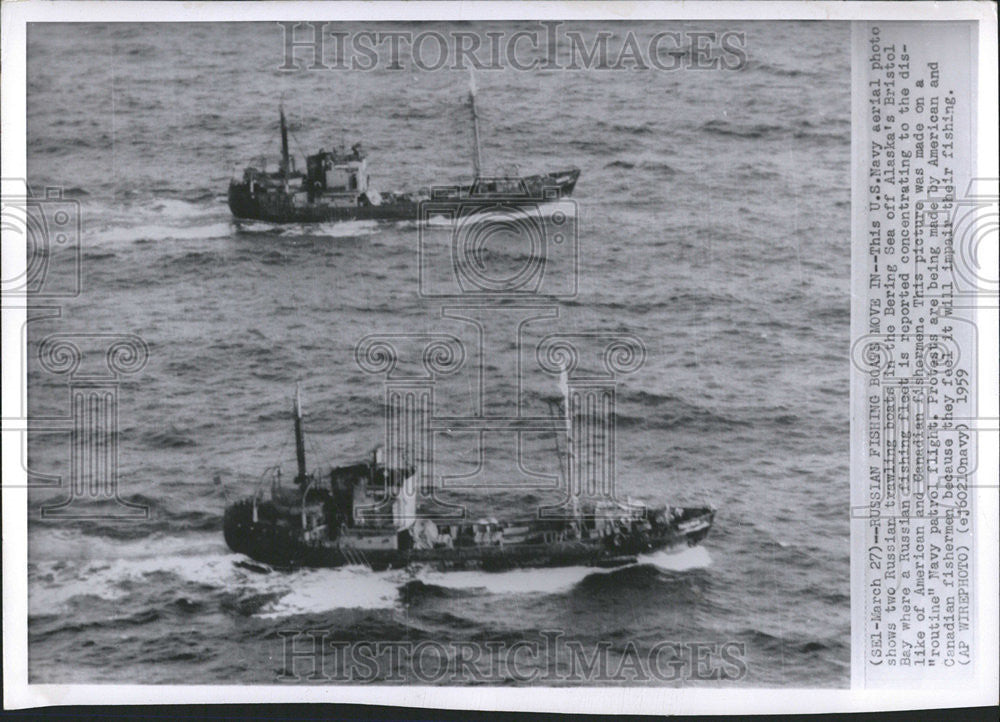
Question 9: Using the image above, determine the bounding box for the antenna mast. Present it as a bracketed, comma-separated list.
[559, 368, 577, 502]
[279, 104, 290, 181]
[468, 69, 483, 180]
[293, 384, 307, 485]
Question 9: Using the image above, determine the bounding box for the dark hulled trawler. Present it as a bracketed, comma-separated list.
[222, 381, 715, 572]
[227, 74, 579, 224]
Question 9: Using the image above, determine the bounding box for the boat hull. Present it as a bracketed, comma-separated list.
[223, 499, 713, 572]
[228, 169, 580, 224]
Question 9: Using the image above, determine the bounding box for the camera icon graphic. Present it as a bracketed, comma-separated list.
[417, 176, 579, 299]
[915, 178, 999, 298]
[1, 179, 82, 298]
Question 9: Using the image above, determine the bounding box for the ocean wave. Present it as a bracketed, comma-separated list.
[151, 249, 229, 270]
[612, 405, 749, 432]
[99, 222, 232, 244]
[29, 608, 167, 642]
[637, 545, 712, 572]
[700, 118, 848, 144]
[272, 220, 380, 239]
[738, 627, 848, 655]
[597, 121, 656, 136]
[141, 426, 198, 449]
[254, 566, 403, 618]
[82, 250, 117, 261]
[700, 119, 788, 140]
[29, 535, 401, 619]
[640, 160, 677, 176]
[79, 197, 230, 244]
[749, 60, 810, 78]
[562, 290, 738, 312]
[29, 495, 222, 540]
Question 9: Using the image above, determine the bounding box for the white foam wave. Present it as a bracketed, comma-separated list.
[29, 548, 237, 615]
[80, 198, 230, 245]
[404, 545, 711, 596]
[233, 219, 283, 234]
[28, 531, 712, 619]
[636, 545, 713, 571]
[145, 198, 221, 219]
[416, 200, 577, 230]
[97, 222, 233, 243]
[297, 220, 379, 238]
[422, 214, 454, 228]
[254, 565, 400, 618]
[408, 564, 599, 595]
[29, 538, 401, 618]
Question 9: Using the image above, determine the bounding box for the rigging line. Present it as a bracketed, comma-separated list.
[271, 434, 295, 477]
[300, 405, 338, 473]
[305, 430, 333, 476]
[295, 422, 333, 475]
[548, 400, 566, 487]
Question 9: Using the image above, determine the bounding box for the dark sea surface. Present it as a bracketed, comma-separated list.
[25, 21, 850, 686]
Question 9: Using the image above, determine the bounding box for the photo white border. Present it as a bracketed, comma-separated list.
[2, 1, 997, 713]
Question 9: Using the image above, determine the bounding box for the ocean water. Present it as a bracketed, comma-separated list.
[24, 21, 851, 686]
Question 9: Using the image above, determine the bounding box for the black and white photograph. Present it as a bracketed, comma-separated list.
[2, 1, 996, 713]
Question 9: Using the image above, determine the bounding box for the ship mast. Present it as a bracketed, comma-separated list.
[279, 104, 290, 180]
[293, 384, 307, 485]
[468, 70, 483, 180]
[559, 367, 578, 509]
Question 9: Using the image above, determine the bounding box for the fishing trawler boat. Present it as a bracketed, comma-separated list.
[227, 74, 579, 224]
[221, 383, 715, 572]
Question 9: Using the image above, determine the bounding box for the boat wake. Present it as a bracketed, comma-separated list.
[233, 218, 380, 240]
[102, 221, 233, 243]
[405, 546, 712, 596]
[637, 545, 713, 572]
[29, 531, 713, 621]
[252, 548, 714, 617]
[29, 533, 403, 619]
[309, 220, 380, 238]
[416, 198, 578, 230]
[85, 198, 231, 244]
[405, 564, 611, 596]
[252, 564, 402, 618]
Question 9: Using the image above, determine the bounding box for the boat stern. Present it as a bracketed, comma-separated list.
[227, 179, 259, 220]
[551, 168, 581, 196]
